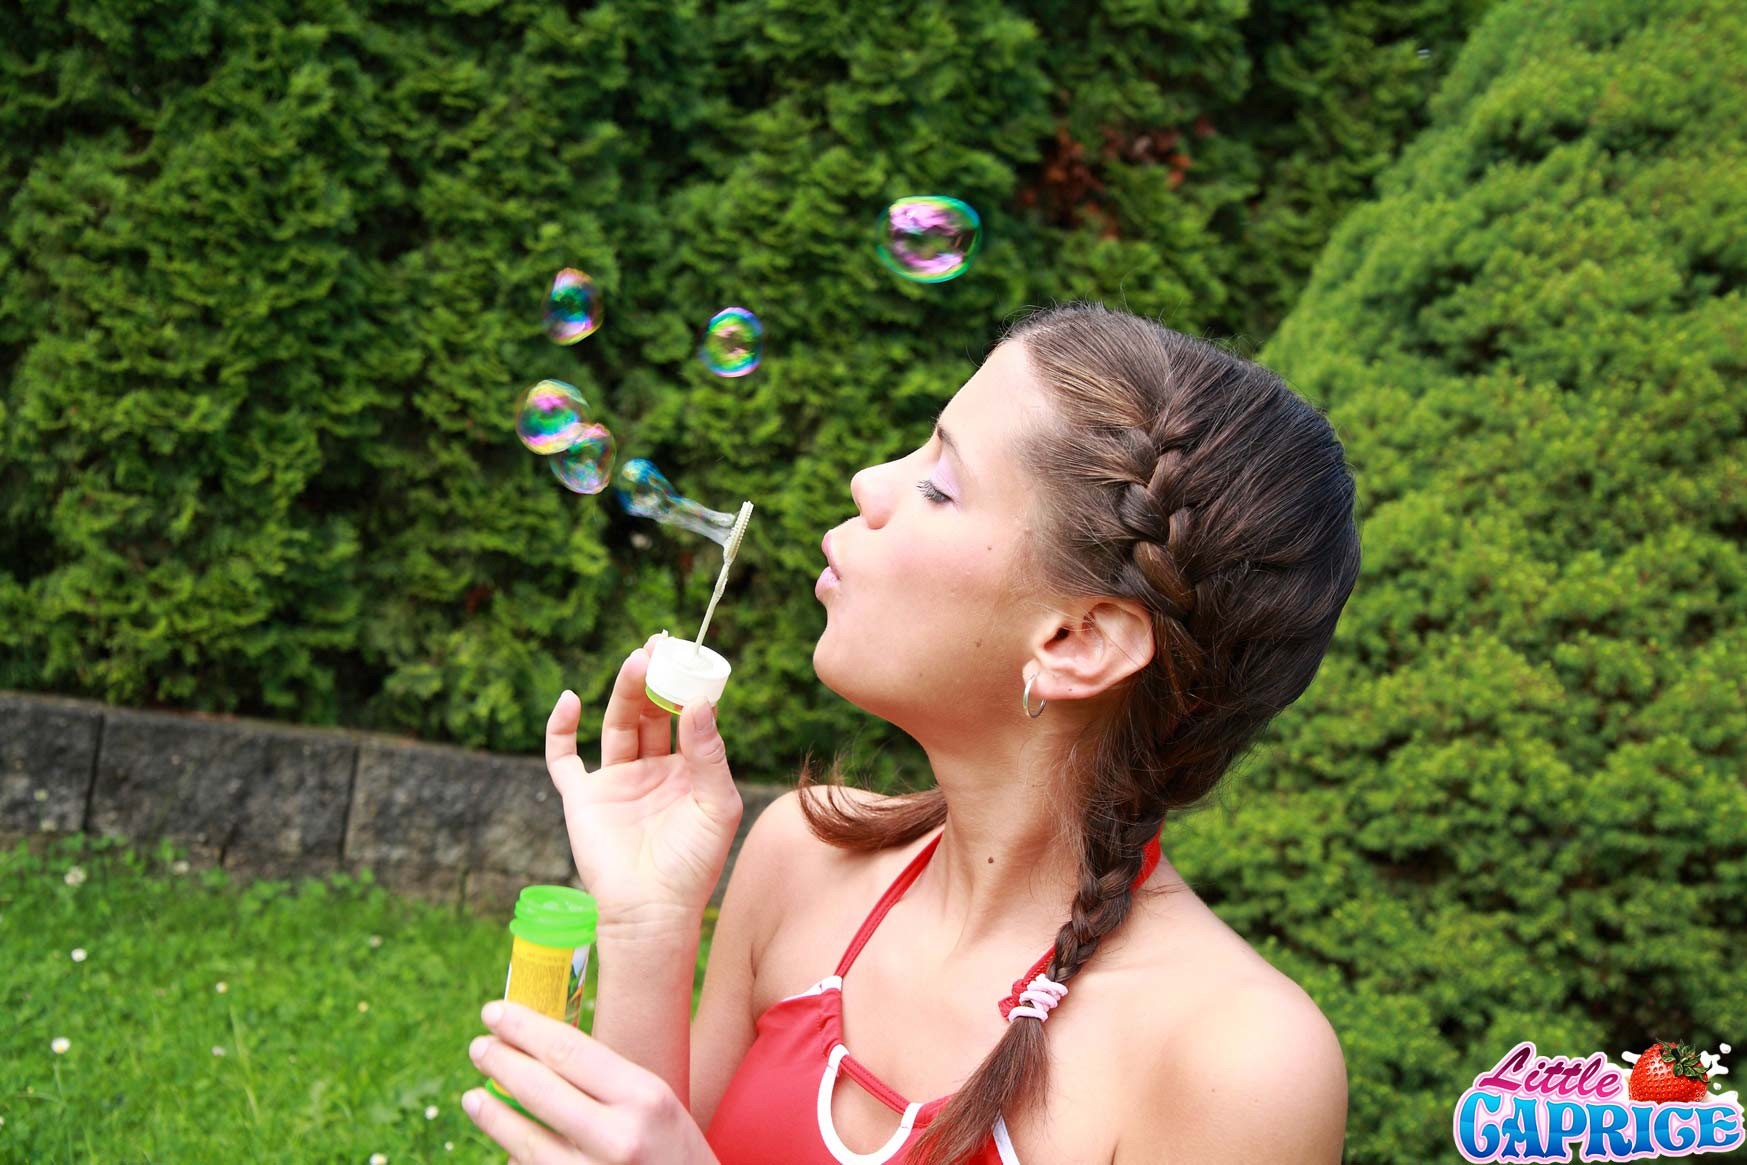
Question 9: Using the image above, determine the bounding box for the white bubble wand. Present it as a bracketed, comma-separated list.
[694, 501, 754, 658]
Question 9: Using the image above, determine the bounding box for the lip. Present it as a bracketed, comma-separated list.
[817, 530, 843, 602]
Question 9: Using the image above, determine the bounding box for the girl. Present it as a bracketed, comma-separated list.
[465, 302, 1361, 1163]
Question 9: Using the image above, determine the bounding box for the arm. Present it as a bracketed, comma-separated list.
[589, 789, 805, 1119]
[590, 912, 707, 1112]
[1114, 982, 1349, 1164]
[688, 789, 807, 1127]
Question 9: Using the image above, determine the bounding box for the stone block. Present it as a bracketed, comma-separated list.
[0, 691, 102, 835]
[89, 708, 355, 861]
[345, 738, 572, 882]
[221, 847, 342, 885]
[352, 860, 464, 908]
[463, 867, 587, 918]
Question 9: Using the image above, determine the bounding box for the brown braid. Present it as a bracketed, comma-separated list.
[795, 301, 1362, 1164]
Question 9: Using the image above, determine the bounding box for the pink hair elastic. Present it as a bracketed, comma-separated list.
[1006, 973, 1068, 1023]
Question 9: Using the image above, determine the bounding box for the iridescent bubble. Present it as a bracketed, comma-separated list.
[544, 268, 602, 344]
[614, 458, 739, 545]
[875, 196, 983, 283]
[515, 379, 591, 455]
[699, 307, 764, 378]
[549, 424, 616, 494]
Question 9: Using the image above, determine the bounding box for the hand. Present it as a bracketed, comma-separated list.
[463, 1000, 720, 1165]
[547, 633, 743, 937]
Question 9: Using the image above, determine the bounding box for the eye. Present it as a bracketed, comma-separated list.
[915, 478, 951, 504]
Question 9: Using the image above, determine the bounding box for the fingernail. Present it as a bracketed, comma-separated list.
[482, 1000, 504, 1025]
[470, 1035, 490, 1061]
[462, 1089, 483, 1118]
[705, 700, 717, 732]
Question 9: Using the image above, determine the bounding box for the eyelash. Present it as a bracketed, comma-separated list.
[915, 478, 951, 504]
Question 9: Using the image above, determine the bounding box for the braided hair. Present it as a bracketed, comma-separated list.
[796, 301, 1361, 1164]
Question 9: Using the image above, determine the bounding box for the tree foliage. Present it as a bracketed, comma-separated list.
[1166, 1, 1747, 1158]
[0, 0, 1480, 772]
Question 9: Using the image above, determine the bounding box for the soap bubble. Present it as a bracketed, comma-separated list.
[515, 379, 591, 455]
[550, 424, 616, 494]
[615, 458, 739, 545]
[875, 196, 982, 283]
[544, 268, 602, 344]
[699, 307, 764, 377]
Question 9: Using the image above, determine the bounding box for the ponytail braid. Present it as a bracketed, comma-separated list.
[797, 301, 1363, 1163]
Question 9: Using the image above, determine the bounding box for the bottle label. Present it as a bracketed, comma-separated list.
[504, 937, 592, 1028]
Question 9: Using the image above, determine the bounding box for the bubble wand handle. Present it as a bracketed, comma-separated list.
[695, 501, 753, 656]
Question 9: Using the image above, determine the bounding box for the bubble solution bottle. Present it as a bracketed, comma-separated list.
[484, 884, 598, 1122]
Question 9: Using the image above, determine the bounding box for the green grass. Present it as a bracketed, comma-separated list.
[0, 834, 718, 1163]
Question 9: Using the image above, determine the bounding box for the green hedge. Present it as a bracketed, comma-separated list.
[1, 0, 1483, 769]
[1165, 1, 1747, 1159]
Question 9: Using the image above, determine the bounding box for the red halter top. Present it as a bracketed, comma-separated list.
[703, 829, 1164, 1164]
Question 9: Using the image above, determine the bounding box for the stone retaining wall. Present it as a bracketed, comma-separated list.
[0, 690, 790, 915]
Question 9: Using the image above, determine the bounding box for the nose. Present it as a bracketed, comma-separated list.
[849, 456, 904, 528]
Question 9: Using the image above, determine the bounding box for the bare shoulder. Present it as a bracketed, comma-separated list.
[739, 785, 897, 968]
[1112, 944, 1349, 1164]
[744, 785, 894, 867]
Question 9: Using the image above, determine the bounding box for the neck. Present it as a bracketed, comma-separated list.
[907, 732, 1168, 961]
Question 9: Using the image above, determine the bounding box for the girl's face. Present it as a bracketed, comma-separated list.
[813, 341, 1062, 738]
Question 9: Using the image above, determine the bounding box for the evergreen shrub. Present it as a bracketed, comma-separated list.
[1, 0, 1482, 770]
[1166, 1, 1747, 1158]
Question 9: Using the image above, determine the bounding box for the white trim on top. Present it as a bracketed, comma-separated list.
[777, 974, 844, 1005]
[992, 1113, 1023, 1164]
[817, 1043, 924, 1165]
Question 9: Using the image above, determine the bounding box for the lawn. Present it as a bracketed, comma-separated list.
[0, 834, 717, 1163]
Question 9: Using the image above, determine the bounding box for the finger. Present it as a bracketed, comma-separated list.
[676, 698, 740, 824]
[462, 1084, 585, 1165]
[481, 1000, 654, 1107]
[635, 635, 673, 758]
[470, 1024, 640, 1162]
[635, 688, 673, 762]
[545, 690, 588, 795]
[599, 634, 670, 768]
[634, 633, 675, 761]
[469, 1039, 613, 1156]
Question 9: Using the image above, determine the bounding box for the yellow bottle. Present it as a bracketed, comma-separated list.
[485, 884, 597, 1121]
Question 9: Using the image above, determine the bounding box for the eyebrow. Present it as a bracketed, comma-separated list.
[932, 407, 966, 475]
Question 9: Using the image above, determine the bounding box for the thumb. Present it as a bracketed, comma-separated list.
[678, 698, 733, 794]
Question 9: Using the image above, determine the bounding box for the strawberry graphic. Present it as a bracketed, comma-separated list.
[1628, 1039, 1710, 1103]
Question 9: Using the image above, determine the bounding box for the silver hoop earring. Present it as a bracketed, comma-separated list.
[1023, 673, 1048, 719]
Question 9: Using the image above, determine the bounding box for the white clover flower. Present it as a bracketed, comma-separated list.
[212, 1046, 226, 1057]
[215, 982, 228, 994]
[443, 1143, 452, 1152]
[33, 789, 47, 802]
[51, 1037, 70, 1054]
[70, 948, 87, 963]
[370, 1155, 387, 1165]
[424, 1105, 438, 1120]
[172, 860, 191, 875]
[357, 1000, 369, 1013]
[368, 934, 383, 949]
[64, 867, 86, 887]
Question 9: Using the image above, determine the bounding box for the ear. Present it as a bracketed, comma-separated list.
[1028, 598, 1155, 704]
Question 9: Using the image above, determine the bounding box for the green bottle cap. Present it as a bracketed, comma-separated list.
[508, 884, 597, 948]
